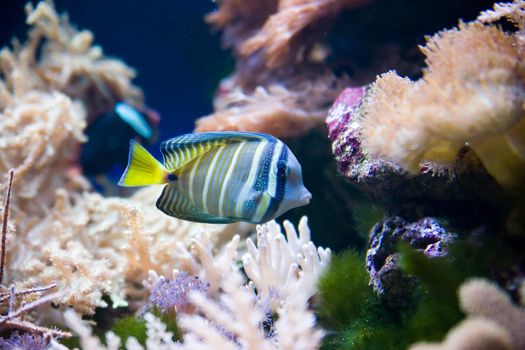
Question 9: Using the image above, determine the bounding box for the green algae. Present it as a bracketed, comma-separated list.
[112, 316, 148, 346]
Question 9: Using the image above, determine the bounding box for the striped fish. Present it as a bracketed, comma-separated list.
[118, 131, 311, 224]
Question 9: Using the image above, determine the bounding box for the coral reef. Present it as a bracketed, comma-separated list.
[195, 71, 348, 138]
[11, 186, 248, 314]
[238, 0, 371, 69]
[409, 318, 514, 350]
[23, 1, 142, 121]
[459, 278, 525, 349]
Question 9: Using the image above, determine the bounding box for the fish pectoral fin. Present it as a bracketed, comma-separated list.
[160, 132, 273, 171]
[156, 185, 233, 224]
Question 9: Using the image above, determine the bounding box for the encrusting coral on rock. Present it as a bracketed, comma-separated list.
[366, 217, 457, 307]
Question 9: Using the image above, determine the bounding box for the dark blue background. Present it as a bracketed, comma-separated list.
[0, 0, 233, 140]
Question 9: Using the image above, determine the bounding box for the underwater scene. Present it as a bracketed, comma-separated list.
[0, 0, 524, 349]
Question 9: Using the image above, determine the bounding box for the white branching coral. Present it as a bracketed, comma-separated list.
[243, 217, 331, 310]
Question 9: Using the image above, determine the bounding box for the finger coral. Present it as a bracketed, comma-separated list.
[459, 278, 525, 350]
[243, 217, 331, 311]
[357, 21, 525, 190]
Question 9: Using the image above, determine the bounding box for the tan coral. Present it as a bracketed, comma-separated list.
[0, 1, 254, 317]
[409, 278, 525, 350]
[409, 318, 513, 350]
[459, 278, 525, 350]
[0, 91, 86, 221]
[202, 0, 355, 137]
[478, 0, 525, 31]
[63, 218, 327, 350]
[360, 22, 525, 190]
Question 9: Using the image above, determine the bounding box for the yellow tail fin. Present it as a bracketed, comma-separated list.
[118, 140, 168, 187]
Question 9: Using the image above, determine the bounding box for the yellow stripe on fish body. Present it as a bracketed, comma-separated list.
[118, 131, 311, 224]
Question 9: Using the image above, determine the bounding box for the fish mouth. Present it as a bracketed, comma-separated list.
[301, 191, 312, 204]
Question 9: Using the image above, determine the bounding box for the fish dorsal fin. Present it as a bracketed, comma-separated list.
[160, 131, 272, 171]
[156, 185, 233, 224]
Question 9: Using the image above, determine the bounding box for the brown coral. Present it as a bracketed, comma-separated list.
[410, 318, 513, 350]
[359, 22, 525, 190]
[9, 186, 250, 314]
[240, 0, 370, 69]
[195, 71, 349, 138]
[206, 0, 278, 50]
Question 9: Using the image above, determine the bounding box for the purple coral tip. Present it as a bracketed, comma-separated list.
[0, 332, 49, 350]
[148, 271, 209, 314]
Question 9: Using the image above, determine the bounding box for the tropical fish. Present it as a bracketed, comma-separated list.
[118, 131, 311, 224]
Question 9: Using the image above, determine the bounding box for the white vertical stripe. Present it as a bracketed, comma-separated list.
[218, 142, 246, 216]
[266, 141, 283, 197]
[235, 142, 266, 217]
[202, 146, 225, 212]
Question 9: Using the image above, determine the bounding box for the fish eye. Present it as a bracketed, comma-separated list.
[274, 160, 289, 178]
[167, 173, 178, 182]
